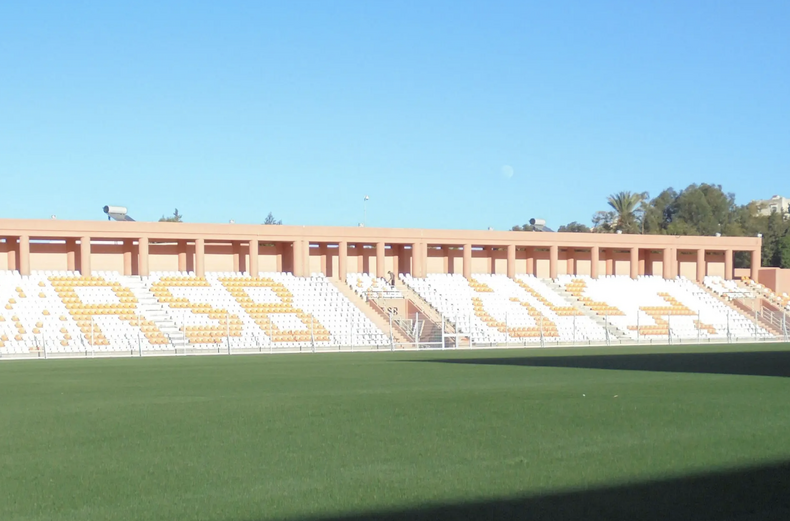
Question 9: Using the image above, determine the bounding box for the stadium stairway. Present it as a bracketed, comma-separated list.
[546, 279, 631, 341]
[394, 279, 457, 335]
[702, 277, 786, 338]
[730, 292, 784, 338]
[119, 275, 188, 350]
[330, 280, 408, 346]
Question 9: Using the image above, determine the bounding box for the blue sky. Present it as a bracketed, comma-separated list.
[1, 1, 788, 230]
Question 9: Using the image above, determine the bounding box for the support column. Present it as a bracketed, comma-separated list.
[751, 249, 761, 283]
[724, 249, 733, 281]
[549, 244, 559, 280]
[5, 241, 15, 272]
[605, 250, 614, 276]
[232, 242, 241, 273]
[590, 246, 600, 279]
[630, 247, 639, 279]
[249, 239, 259, 276]
[123, 241, 133, 276]
[304, 241, 312, 276]
[566, 248, 575, 276]
[696, 248, 706, 282]
[358, 245, 367, 273]
[662, 248, 672, 279]
[319, 244, 328, 277]
[463, 243, 472, 279]
[66, 239, 77, 272]
[19, 235, 30, 276]
[292, 240, 303, 277]
[391, 245, 400, 277]
[486, 246, 495, 274]
[195, 238, 205, 277]
[507, 244, 516, 278]
[412, 243, 421, 278]
[177, 240, 187, 272]
[525, 247, 534, 276]
[80, 236, 91, 276]
[338, 241, 348, 280]
[276, 243, 283, 273]
[376, 242, 385, 278]
[139, 237, 149, 277]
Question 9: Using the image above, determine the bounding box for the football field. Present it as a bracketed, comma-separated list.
[1, 344, 789, 521]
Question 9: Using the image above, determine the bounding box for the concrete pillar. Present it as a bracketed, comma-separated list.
[662, 248, 672, 279]
[123, 241, 133, 276]
[630, 247, 639, 279]
[338, 241, 348, 280]
[463, 243, 472, 279]
[80, 236, 91, 276]
[696, 248, 706, 282]
[292, 240, 303, 277]
[566, 248, 575, 276]
[412, 243, 421, 278]
[232, 242, 241, 273]
[549, 245, 559, 280]
[591, 246, 600, 279]
[19, 235, 30, 276]
[525, 248, 534, 276]
[399, 245, 410, 275]
[195, 238, 205, 277]
[391, 245, 400, 277]
[605, 251, 614, 276]
[485, 246, 495, 274]
[751, 249, 761, 283]
[275, 243, 283, 273]
[177, 240, 187, 272]
[249, 239, 259, 276]
[303, 240, 311, 276]
[319, 244, 328, 277]
[66, 239, 77, 272]
[376, 242, 385, 278]
[724, 249, 733, 280]
[507, 244, 516, 278]
[139, 237, 149, 277]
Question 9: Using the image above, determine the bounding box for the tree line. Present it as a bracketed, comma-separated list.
[158, 209, 282, 225]
[512, 184, 790, 269]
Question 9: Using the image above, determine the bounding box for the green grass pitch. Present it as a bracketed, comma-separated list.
[1, 344, 790, 521]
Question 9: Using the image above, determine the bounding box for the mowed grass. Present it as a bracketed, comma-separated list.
[1, 344, 790, 521]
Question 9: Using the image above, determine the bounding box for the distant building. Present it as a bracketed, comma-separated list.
[754, 195, 790, 217]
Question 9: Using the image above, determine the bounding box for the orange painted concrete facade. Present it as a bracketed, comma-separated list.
[0, 218, 763, 283]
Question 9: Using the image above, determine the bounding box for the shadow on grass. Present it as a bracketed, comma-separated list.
[417, 350, 790, 378]
[281, 460, 790, 521]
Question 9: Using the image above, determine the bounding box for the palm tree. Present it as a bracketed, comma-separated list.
[607, 192, 645, 233]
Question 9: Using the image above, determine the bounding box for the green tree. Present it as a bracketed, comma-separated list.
[558, 222, 591, 233]
[606, 191, 645, 233]
[511, 223, 535, 231]
[263, 212, 282, 225]
[778, 234, 790, 269]
[641, 188, 677, 234]
[666, 184, 735, 236]
[159, 209, 183, 222]
[591, 211, 616, 233]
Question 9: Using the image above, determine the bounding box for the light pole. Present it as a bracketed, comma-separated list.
[363, 195, 369, 227]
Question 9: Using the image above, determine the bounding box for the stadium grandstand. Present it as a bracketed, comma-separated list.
[0, 218, 787, 356]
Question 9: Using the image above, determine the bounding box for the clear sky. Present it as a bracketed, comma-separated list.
[1, 1, 788, 230]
